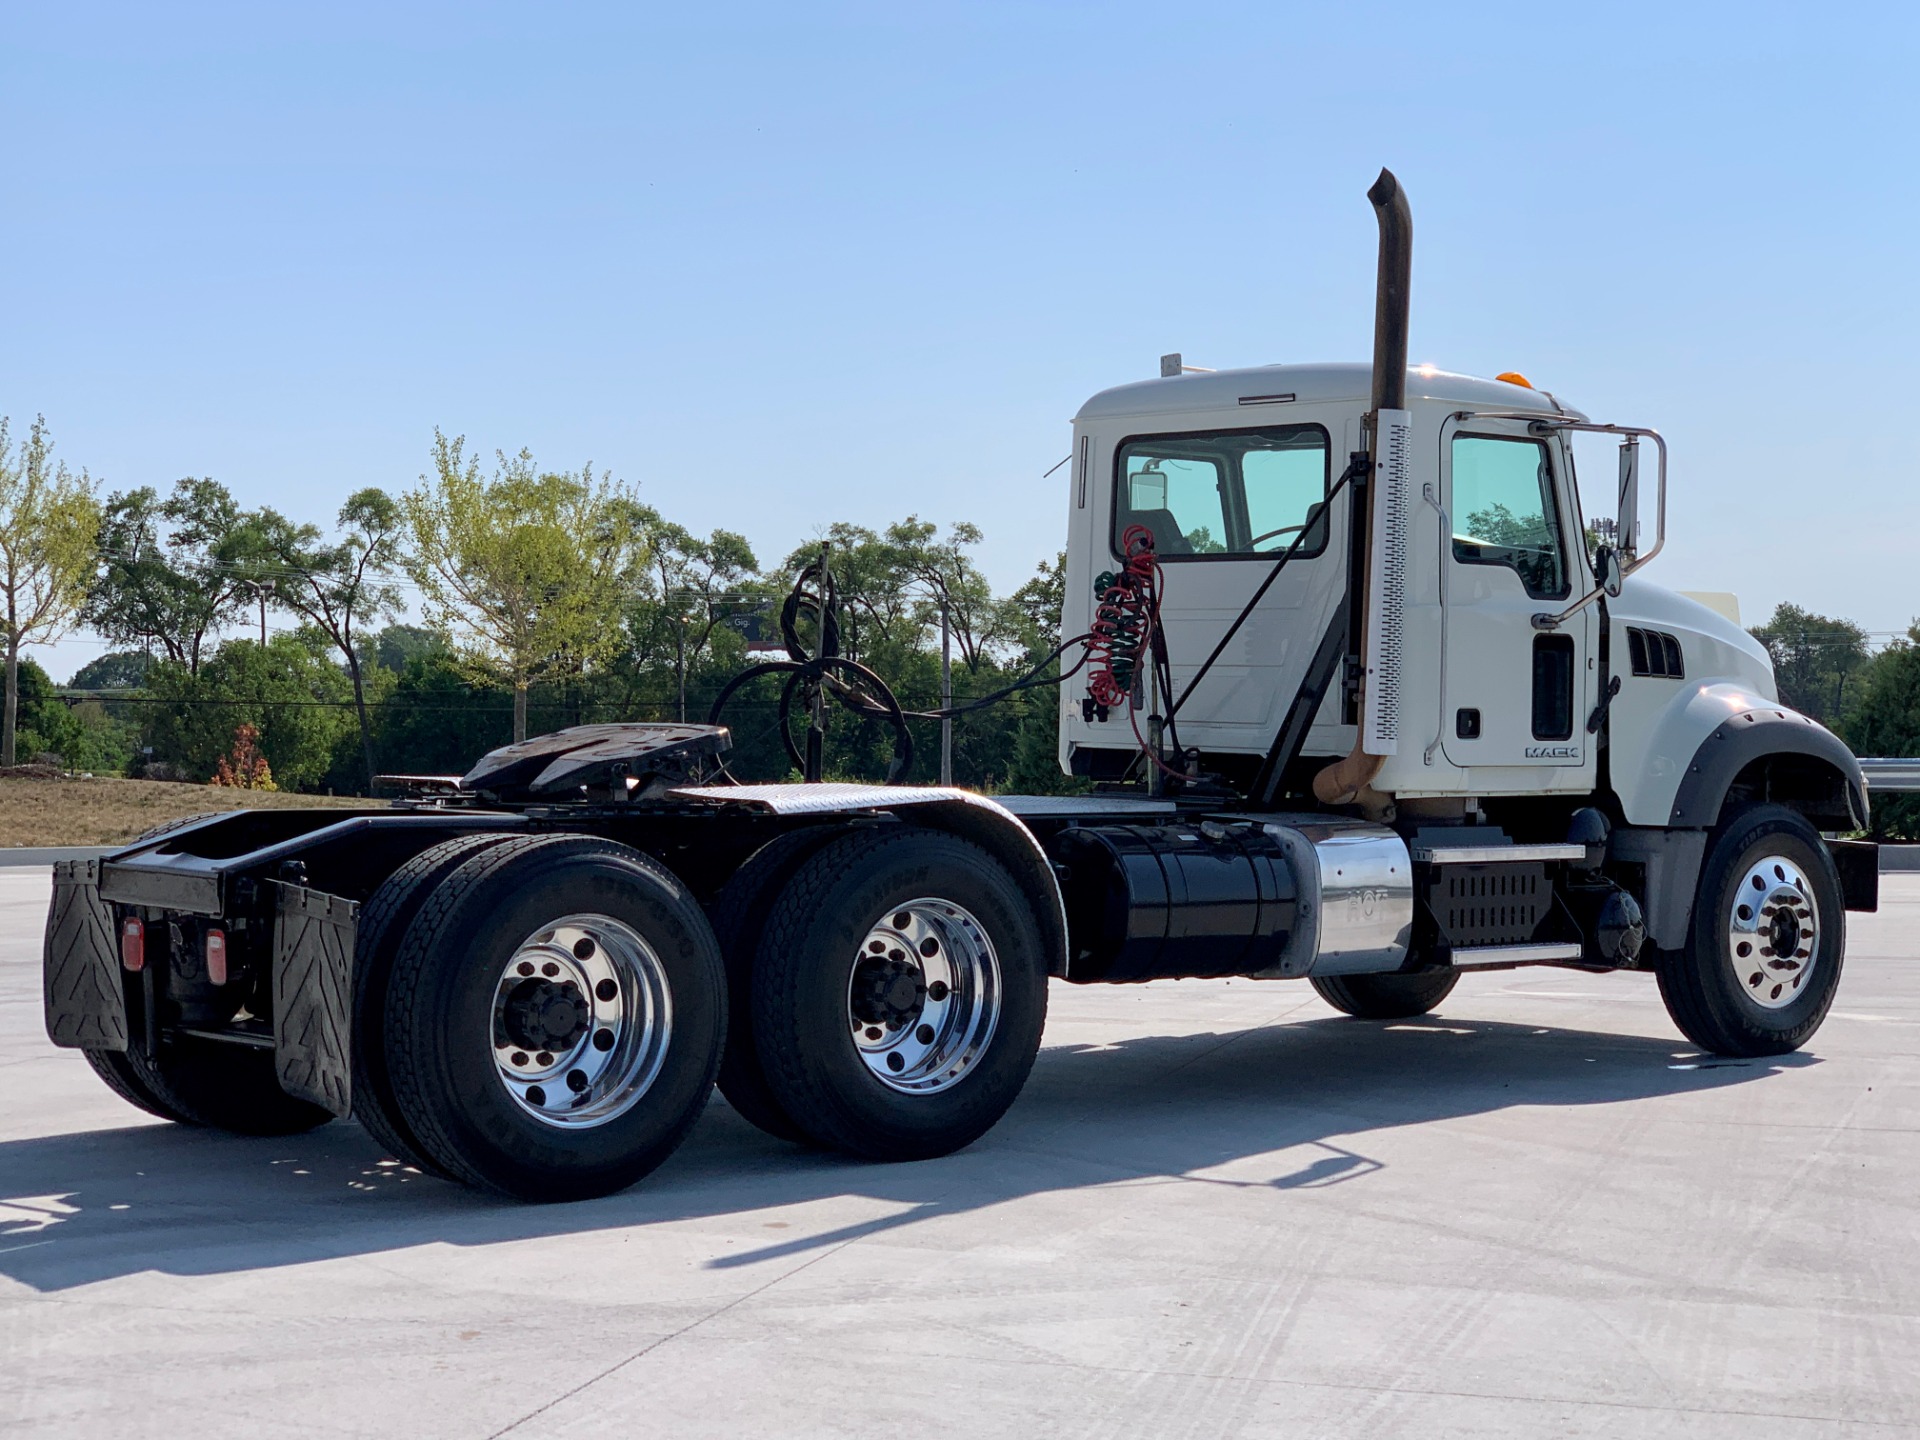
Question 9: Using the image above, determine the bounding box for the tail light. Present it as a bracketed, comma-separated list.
[120, 917, 145, 972]
[206, 928, 228, 986]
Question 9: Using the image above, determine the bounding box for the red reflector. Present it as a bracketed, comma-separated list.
[120, 917, 145, 973]
[206, 929, 228, 986]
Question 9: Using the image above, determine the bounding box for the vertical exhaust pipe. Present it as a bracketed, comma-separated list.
[1367, 169, 1412, 415]
[1313, 168, 1412, 809]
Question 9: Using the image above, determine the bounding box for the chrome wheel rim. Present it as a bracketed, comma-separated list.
[1727, 854, 1819, 1010]
[490, 913, 672, 1128]
[847, 898, 1001, 1095]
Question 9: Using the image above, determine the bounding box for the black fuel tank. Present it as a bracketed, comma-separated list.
[1053, 822, 1297, 983]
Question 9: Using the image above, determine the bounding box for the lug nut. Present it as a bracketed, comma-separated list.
[511, 1051, 529, 1066]
[518, 961, 535, 976]
[541, 962, 559, 977]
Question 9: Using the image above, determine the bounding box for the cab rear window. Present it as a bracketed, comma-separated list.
[1114, 425, 1330, 561]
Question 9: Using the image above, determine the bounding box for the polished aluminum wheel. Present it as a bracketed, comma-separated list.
[490, 913, 672, 1128]
[1727, 854, 1820, 1010]
[847, 898, 1001, 1095]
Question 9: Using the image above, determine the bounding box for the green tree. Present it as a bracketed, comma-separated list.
[84, 477, 256, 674]
[67, 650, 152, 690]
[0, 416, 101, 766]
[365, 623, 448, 675]
[633, 514, 758, 720]
[143, 633, 355, 789]
[1750, 603, 1870, 727]
[1840, 626, 1920, 839]
[402, 432, 647, 741]
[368, 652, 513, 777]
[9, 656, 137, 774]
[242, 489, 404, 788]
[886, 517, 1011, 673]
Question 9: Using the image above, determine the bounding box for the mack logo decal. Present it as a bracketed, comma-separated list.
[1525, 744, 1581, 760]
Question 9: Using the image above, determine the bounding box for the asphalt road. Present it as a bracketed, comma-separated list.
[2, 867, 1915, 1438]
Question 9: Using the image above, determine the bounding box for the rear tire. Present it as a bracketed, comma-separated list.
[352, 831, 518, 1173]
[1310, 969, 1459, 1019]
[83, 1040, 332, 1136]
[81, 813, 332, 1134]
[382, 834, 725, 1201]
[1657, 803, 1843, 1057]
[709, 828, 846, 1144]
[752, 827, 1048, 1162]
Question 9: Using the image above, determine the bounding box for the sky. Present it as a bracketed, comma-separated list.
[4, 1, 1917, 681]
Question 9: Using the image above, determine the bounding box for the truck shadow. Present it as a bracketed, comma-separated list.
[0, 1013, 1812, 1292]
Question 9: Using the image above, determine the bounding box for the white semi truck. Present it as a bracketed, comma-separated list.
[43, 171, 1876, 1201]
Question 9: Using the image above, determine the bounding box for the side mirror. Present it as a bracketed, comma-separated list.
[1617, 438, 1640, 559]
[1594, 543, 1624, 598]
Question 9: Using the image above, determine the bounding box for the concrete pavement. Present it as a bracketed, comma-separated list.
[1, 866, 1916, 1437]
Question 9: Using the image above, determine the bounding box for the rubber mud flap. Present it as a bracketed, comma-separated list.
[44, 859, 129, 1051]
[273, 882, 358, 1116]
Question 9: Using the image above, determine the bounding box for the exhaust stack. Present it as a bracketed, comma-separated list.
[1313, 167, 1413, 809]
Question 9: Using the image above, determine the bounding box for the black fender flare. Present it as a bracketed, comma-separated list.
[1667, 708, 1867, 832]
[1616, 710, 1868, 950]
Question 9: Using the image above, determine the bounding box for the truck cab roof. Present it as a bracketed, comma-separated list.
[1074, 363, 1582, 423]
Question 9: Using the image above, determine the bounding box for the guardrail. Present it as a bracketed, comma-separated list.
[1860, 759, 1920, 792]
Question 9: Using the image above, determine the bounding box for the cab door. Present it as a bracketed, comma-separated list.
[1438, 421, 1595, 780]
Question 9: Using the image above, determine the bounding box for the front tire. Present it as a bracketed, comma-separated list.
[752, 827, 1048, 1162]
[1310, 969, 1459, 1019]
[381, 835, 726, 1201]
[1658, 803, 1844, 1057]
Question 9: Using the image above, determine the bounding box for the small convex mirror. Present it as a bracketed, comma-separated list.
[1594, 543, 1624, 598]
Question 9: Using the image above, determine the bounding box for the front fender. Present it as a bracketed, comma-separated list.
[1613, 683, 1865, 831]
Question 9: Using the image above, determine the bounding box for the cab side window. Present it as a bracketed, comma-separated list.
[1450, 435, 1569, 599]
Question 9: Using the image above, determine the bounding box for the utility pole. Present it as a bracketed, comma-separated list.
[241, 580, 269, 645]
[940, 592, 953, 786]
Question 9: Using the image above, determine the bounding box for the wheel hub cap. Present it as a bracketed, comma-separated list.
[490, 914, 674, 1128]
[1727, 855, 1819, 1010]
[847, 899, 1002, 1095]
[501, 978, 591, 1052]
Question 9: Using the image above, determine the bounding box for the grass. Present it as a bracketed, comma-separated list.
[0, 774, 373, 848]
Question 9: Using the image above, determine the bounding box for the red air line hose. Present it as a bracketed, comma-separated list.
[1083, 524, 1186, 780]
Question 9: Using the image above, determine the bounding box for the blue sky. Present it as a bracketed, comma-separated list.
[4, 1, 1916, 679]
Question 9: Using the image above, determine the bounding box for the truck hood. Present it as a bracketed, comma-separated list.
[1610, 578, 1776, 701]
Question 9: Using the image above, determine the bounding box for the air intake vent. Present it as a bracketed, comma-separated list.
[1363, 408, 1412, 755]
[1626, 626, 1685, 679]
